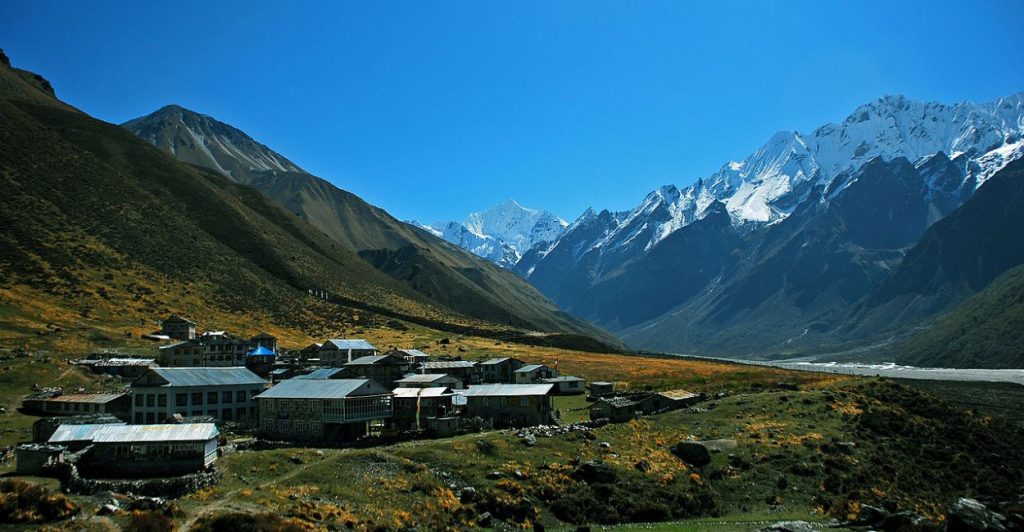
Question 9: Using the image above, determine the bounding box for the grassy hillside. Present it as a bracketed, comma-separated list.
[895, 265, 1024, 369]
[0, 55, 617, 353]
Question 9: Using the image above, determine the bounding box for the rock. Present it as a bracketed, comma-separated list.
[485, 471, 503, 480]
[521, 434, 537, 446]
[572, 460, 616, 484]
[459, 487, 478, 503]
[756, 521, 817, 532]
[835, 441, 856, 455]
[776, 475, 788, 490]
[634, 460, 651, 472]
[313, 450, 324, 457]
[880, 511, 924, 530]
[776, 382, 800, 391]
[855, 504, 889, 525]
[946, 498, 1008, 532]
[671, 442, 712, 467]
[477, 511, 492, 527]
[96, 504, 119, 515]
[476, 439, 495, 453]
[598, 441, 611, 449]
[290, 455, 303, 464]
[513, 469, 526, 480]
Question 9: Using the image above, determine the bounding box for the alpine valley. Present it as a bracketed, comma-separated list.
[448, 94, 1024, 368]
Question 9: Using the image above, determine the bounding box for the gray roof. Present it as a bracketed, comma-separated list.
[345, 355, 406, 366]
[480, 357, 510, 365]
[543, 376, 585, 383]
[144, 367, 266, 387]
[90, 423, 219, 443]
[256, 378, 390, 399]
[393, 387, 454, 398]
[322, 339, 376, 351]
[48, 423, 126, 443]
[592, 396, 637, 409]
[460, 384, 553, 397]
[421, 361, 476, 370]
[395, 374, 457, 383]
[43, 392, 128, 404]
[293, 368, 347, 380]
[514, 364, 547, 373]
[398, 349, 429, 358]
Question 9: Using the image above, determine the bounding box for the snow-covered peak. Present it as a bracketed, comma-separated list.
[417, 200, 569, 269]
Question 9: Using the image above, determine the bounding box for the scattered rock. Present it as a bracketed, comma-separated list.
[486, 471, 504, 480]
[459, 487, 478, 504]
[671, 442, 712, 467]
[521, 434, 537, 446]
[476, 440, 495, 453]
[634, 460, 651, 472]
[880, 511, 924, 530]
[776, 382, 800, 391]
[776, 475, 788, 490]
[756, 521, 816, 532]
[572, 460, 616, 484]
[290, 455, 303, 464]
[513, 469, 526, 480]
[598, 441, 611, 449]
[855, 504, 889, 525]
[96, 504, 119, 515]
[477, 511, 492, 527]
[947, 498, 1009, 532]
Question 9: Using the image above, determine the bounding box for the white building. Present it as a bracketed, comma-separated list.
[130, 367, 267, 423]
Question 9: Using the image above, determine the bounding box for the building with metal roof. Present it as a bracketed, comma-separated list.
[418, 360, 480, 385]
[22, 392, 131, 420]
[293, 367, 348, 380]
[479, 357, 526, 383]
[394, 373, 464, 390]
[319, 339, 378, 366]
[131, 368, 267, 424]
[542, 376, 587, 395]
[390, 387, 456, 431]
[513, 364, 558, 384]
[48, 422, 127, 448]
[75, 423, 220, 477]
[256, 378, 394, 442]
[459, 383, 554, 428]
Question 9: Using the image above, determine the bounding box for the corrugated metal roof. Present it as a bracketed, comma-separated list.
[256, 379, 390, 399]
[392, 387, 454, 398]
[395, 374, 454, 383]
[48, 423, 126, 443]
[90, 423, 219, 443]
[399, 349, 429, 358]
[460, 384, 553, 396]
[323, 339, 376, 350]
[43, 393, 128, 404]
[421, 361, 476, 369]
[657, 389, 699, 400]
[96, 358, 155, 366]
[591, 397, 637, 408]
[145, 368, 266, 387]
[293, 368, 347, 380]
[158, 341, 190, 351]
[543, 376, 585, 383]
[247, 346, 275, 356]
[514, 364, 546, 373]
[480, 357, 510, 365]
[345, 355, 404, 366]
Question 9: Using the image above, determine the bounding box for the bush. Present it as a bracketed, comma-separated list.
[0, 479, 78, 523]
[189, 511, 310, 531]
[127, 510, 175, 532]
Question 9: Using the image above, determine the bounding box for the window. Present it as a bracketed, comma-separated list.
[192, 410, 202, 417]
[520, 397, 530, 407]
[237, 408, 245, 419]
[135, 395, 143, 407]
[237, 391, 246, 403]
[135, 413, 143, 423]
[145, 412, 155, 423]
[158, 394, 167, 407]
[222, 391, 233, 403]
[191, 392, 203, 405]
[146, 395, 155, 407]
[207, 409, 217, 417]
[222, 409, 233, 421]
[208, 392, 218, 404]
[176, 393, 187, 407]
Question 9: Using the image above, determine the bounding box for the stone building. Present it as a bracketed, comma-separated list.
[131, 367, 267, 423]
[256, 379, 393, 442]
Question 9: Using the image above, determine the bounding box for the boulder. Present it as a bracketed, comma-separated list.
[756, 521, 817, 532]
[855, 504, 889, 525]
[671, 442, 712, 467]
[634, 460, 652, 472]
[880, 511, 924, 530]
[459, 487, 478, 504]
[572, 460, 616, 484]
[946, 498, 1008, 532]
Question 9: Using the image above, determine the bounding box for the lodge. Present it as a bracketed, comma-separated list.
[513, 364, 558, 384]
[419, 360, 480, 385]
[394, 373, 464, 389]
[22, 392, 131, 420]
[130, 367, 267, 423]
[69, 423, 220, 477]
[390, 386, 456, 431]
[461, 383, 555, 428]
[342, 354, 410, 388]
[256, 378, 394, 442]
[319, 339, 378, 365]
[479, 357, 525, 383]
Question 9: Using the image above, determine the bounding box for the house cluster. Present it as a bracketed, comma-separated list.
[587, 388, 703, 423]
[18, 315, 598, 479]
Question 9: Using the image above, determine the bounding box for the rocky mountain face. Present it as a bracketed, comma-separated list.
[121, 106, 619, 347]
[416, 201, 568, 269]
[523, 93, 1024, 360]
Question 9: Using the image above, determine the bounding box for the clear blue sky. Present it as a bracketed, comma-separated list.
[2, 1, 1022, 223]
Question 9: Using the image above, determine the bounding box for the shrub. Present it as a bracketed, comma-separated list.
[127, 510, 175, 532]
[0, 479, 78, 523]
[189, 511, 310, 531]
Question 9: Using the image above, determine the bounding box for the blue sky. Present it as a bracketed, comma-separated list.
[2, 1, 1022, 223]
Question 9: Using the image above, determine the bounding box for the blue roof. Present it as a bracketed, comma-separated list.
[322, 339, 376, 351]
[247, 346, 276, 356]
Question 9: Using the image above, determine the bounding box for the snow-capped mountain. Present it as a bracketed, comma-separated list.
[417, 200, 569, 268]
[122, 104, 305, 183]
[537, 92, 1024, 275]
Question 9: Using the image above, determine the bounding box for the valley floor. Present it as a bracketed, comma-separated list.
[0, 342, 1022, 530]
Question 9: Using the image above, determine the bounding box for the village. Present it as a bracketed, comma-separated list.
[12, 315, 702, 495]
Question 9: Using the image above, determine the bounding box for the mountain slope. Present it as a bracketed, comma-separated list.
[418, 200, 568, 268]
[895, 265, 1024, 369]
[121, 105, 617, 346]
